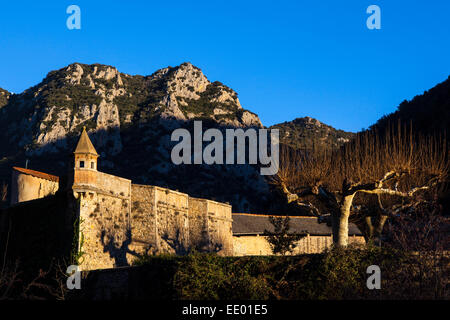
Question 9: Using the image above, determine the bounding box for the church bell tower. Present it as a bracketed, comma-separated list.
[72, 126, 99, 191]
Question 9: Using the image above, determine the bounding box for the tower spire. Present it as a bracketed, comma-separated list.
[74, 126, 99, 156]
[73, 127, 99, 171]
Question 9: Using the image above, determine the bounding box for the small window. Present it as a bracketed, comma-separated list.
[91, 162, 95, 169]
[79, 161, 85, 168]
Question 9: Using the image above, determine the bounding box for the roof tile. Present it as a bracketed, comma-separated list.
[232, 213, 363, 236]
[13, 167, 59, 182]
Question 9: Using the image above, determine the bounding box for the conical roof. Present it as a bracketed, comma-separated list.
[74, 127, 99, 156]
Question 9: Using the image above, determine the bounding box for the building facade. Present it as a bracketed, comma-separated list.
[232, 213, 365, 255]
[8, 127, 233, 270]
[4, 128, 365, 271]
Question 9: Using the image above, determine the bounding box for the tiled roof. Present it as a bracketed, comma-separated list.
[74, 127, 99, 156]
[12, 167, 59, 182]
[232, 213, 363, 236]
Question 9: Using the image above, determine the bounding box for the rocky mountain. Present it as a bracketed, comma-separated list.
[0, 62, 261, 157]
[0, 62, 267, 212]
[270, 117, 355, 150]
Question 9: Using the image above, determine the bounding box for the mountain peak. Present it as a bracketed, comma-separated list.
[293, 116, 323, 127]
[270, 117, 354, 150]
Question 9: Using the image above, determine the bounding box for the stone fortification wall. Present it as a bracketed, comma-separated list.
[77, 191, 132, 270]
[130, 185, 233, 257]
[188, 198, 233, 255]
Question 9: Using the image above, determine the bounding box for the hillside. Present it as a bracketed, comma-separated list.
[372, 75, 450, 134]
[270, 117, 355, 150]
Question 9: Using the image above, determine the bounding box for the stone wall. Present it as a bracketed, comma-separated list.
[193, 198, 233, 255]
[74, 168, 133, 271]
[10, 171, 59, 205]
[233, 234, 366, 256]
[129, 185, 233, 258]
[130, 184, 190, 255]
[73, 169, 131, 198]
[129, 184, 157, 255]
[95, 171, 131, 198]
[76, 180, 234, 271]
[187, 197, 209, 251]
[154, 186, 190, 254]
[77, 192, 132, 270]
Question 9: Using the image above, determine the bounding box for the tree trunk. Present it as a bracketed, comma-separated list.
[365, 216, 375, 239]
[364, 215, 387, 245]
[331, 210, 340, 245]
[336, 194, 355, 247]
[375, 215, 388, 237]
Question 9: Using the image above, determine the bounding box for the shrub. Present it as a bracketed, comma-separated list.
[173, 253, 273, 300]
[309, 245, 405, 299]
[263, 216, 306, 255]
[133, 244, 448, 300]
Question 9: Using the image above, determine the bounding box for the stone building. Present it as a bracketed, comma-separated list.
[5, 127, 233, 270]
[2, 128, 365, 272]
[10, 167, 59, 205]
[232, 213, 364, 256]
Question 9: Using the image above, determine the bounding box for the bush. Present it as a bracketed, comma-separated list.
[309, 245, 406, 299]
[130, 243, 449, 300]
[173, 253, 273, 300]
[7, 244, 445, 300]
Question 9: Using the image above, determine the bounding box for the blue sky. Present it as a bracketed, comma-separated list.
[0, 1, 449, 132]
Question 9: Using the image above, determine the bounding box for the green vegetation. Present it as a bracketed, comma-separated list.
[182, 82, 240, 118]
[263, 216, 306, 255]
[131, 244, 448, 300]
[113, 74, 166, 125]
[173, 253, 272, 300]
[40, 74, 102, 114]
[70, 216, 85, 266]
[271, 117, 355, 150]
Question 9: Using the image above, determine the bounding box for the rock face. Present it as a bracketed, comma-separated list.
[0, 88, 10, 108]
[270, 117, 355, 150]
[0, 62, 262, 154]
[0, 62, 266, 212]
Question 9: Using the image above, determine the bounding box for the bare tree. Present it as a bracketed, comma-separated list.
[383, 201, 449, 299]
[0, 260, 68, 300]
[272, 125, 448, 247]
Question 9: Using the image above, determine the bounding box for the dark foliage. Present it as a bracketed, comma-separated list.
[263, 216, 306, 255]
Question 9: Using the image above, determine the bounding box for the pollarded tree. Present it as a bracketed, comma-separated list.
[272, 125, 448, 247]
